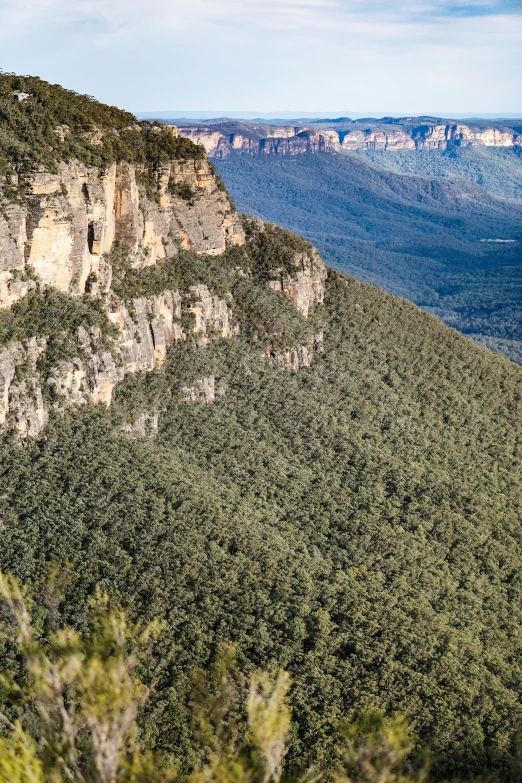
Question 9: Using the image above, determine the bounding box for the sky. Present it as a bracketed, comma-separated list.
[0, 0, 521, 115]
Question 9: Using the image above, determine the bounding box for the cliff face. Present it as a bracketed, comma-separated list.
[0, 150, 326, 436]
[0, 158, 243, 308]
[0, 283, 238, 435]
[177, 121, 522, 157]
[266, 245, 327, 317]
[178, 124, 343, 157]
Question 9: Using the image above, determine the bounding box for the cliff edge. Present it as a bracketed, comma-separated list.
[0, 75, 326, 436]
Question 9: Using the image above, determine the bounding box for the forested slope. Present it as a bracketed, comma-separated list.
[2, 242, 522, 779]
[357, 145, 522, 201]
[215, 152, 522, 362]
[2, 73, 522, 781]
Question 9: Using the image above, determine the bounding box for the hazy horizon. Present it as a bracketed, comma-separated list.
[134, 111, 522, 121]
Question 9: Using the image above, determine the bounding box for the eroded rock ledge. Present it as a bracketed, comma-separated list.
[0, 158, 243, 309]
[0, 153, 328, 436]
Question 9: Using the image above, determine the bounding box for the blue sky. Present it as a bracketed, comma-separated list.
[0, 0, 520, 114]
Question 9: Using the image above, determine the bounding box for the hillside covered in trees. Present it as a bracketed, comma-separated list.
[2, 238, 522, 779]
[1, 74, 522, 782]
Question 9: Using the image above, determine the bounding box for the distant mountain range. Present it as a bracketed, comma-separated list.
[135, 111, 522, 121]
[214, 142, 522, 363]
[161, 115, 522, 363]
[168, 117, 522, 158]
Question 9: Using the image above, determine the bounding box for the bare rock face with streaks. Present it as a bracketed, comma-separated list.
[0, 146, 247, 434]
[0, 158, 243, 308]
[0, 138, 328, 436]
[267, 247, 327, 317]
[242, 217, 327, 317]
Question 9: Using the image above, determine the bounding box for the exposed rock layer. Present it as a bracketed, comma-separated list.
[177, 121, 522, 157]
[0, 158, 244, 307]
[0, 201, 326, 436]
[0, 133, 327, 437]
[0, 285, 237, 435]
[267, 247, 327, 317]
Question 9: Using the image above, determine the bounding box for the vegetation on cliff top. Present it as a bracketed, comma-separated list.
[0, 72, 205, 173]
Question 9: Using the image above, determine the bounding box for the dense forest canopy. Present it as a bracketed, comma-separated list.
[2, 232, 522, 779]
[356, 145, 522, 201]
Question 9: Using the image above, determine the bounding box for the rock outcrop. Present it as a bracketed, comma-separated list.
[244, 218, 327, 317]
[188, 284, 239, 345]
[182, 375, 225, 404]
[0, 142, 248, 434]
[0, 142, 328, 437]
[0, 283, 237, 436]
[0, 158, 244, 308]
[267, 246, 327, 318]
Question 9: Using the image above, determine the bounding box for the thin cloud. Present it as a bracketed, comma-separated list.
[0, 0, 519, 114]
[0, 0, 520, 37]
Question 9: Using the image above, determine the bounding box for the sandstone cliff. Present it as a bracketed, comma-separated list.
[177, 120, 522, 157]
[0, 158, 243, 309]
[0, 283, 238, 435]
[0, 149, 326, 436]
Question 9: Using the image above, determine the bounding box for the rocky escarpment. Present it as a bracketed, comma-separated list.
[177, 120, 522, 157]
[183, 124, 341, 157]
[0, 153, 326, 436]
[341, 124, 520, 151]
[265, 242, 327, 317]
[0, 281, 239, 435]
[0, 70, 329, 438]
[0, 157, 243, 309]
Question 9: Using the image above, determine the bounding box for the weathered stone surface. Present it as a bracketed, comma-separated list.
[0, 145, 324, 436]
[108, 290, 186, 374]
[188, 284, 239, 345]
[0, 279, 239, 434]
[0, 337, 48, 436]
[182, 376, 225, 404]
[267, 332, 324, 371]
[0, 157, 244, 307]
[341, 129, 415, 151]
[123, 411, 160, 436]
[410, 124, 518, 149]
[161, 159, 244, 255]
[269, 345, 313, 371]
[253, 222, 326, 316]
[0, 201, 27, 275]
[181, 124, 342, 157]
[0, 272, 35, 309]
[260, 129, 341, 156]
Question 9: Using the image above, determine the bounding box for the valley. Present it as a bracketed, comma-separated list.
[214, 149, 522, 362]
